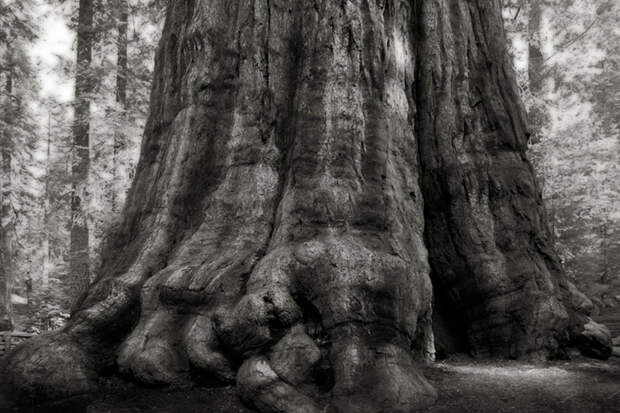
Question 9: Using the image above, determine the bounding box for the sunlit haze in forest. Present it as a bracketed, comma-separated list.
[28, 3, 74, 103]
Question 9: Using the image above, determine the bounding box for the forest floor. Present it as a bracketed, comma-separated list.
[422, 355, 620, 413]
[1, 355, 619, 413]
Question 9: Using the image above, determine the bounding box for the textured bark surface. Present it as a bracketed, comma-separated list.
[0, 56, 15, 331]
[2, 1, 582, 412]
[416, 0, 570, 359]
[528, 0, 543, 93]
[526, 0, 546, 144]
[112, 0, 129, 213]
[70, 0, 93, 299]
[0, 145, 12, 331]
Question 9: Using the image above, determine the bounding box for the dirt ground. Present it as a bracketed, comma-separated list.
[1, 356, 619, 412]
[423, 356, 620, 413]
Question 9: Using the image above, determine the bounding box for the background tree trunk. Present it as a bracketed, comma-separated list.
[526, 0, 546, 144]
[528, 0, 543, 93]
[41, 114, 52, 290]
[0, 54, 15, 331]
[0, 139, 13, 331]
[2, 1, 585, 411]
[70, 0, 94, 300]
[112, 0, 129, 213]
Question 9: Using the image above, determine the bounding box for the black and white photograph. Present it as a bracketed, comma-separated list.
[0, 0, 619, 412]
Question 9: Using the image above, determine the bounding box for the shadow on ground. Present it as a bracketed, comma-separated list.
[1, 357, 619, 412]
[423, 356, 620, 413]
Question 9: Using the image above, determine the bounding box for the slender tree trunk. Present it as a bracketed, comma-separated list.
[527, 0, 545, 144]
[528, 0, 543, 91]
[2, 1, 597, 411]
[112, 0, 129, 213]
[70, 0, 93, 301]
[0, 149, 11, 332]
[0, 56, 14, 331]
[42, 113, 52, 289]
[115, 0, 128, 107]
[600, 219, 609, 283]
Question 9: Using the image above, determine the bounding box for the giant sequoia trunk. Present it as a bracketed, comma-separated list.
[3, 1, 582, 411]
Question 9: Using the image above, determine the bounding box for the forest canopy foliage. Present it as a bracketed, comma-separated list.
[1, 0, 164, 330]
[504, 0, 620, 308]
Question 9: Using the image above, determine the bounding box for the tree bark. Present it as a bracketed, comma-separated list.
[0, 54, 14, 331]
[418, 0, 571, 359]
[70, 0, 94, 300]
[0, 149, 11, 332]
[42, 113, 52, 289]
[2, 1, 585, 411]
[112, 0, 129, 213]
[527, 0, 546, 144]
[528, 0, 543, 92]
[115, 0, 128, 108]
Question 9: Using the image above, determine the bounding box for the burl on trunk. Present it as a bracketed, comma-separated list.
[2, 1, 584, 412]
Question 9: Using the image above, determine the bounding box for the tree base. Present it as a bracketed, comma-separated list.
[1, 332, 96, 405]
